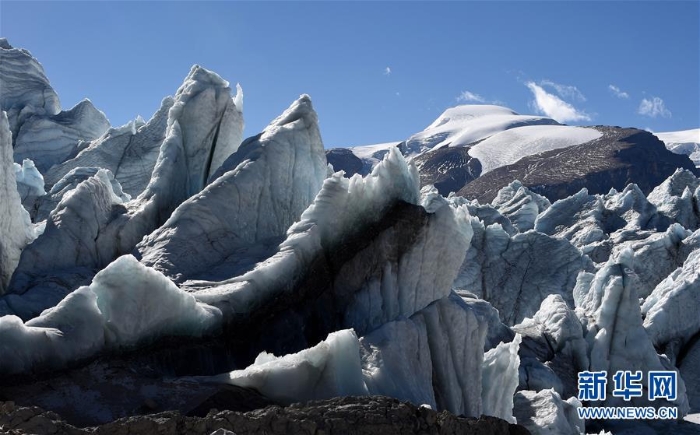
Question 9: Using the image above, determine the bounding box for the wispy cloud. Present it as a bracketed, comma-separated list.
[608, 84, 629, 99]
[384, 66, 391, 76]
[457, 90, 486, 103]
[526, 82, 591, 123]
[540, 80, 586, 102]
[638, 96, 671, 118]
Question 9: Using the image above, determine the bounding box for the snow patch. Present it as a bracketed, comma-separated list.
[468, 125, 602, 174]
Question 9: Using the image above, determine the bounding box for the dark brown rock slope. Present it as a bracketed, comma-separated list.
[457, 127, 699, 203]
[414, 146, 482, 196]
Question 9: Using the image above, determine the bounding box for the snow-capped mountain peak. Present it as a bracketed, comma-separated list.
[404, 104, 559, 155]
[657, 128, 700, 167]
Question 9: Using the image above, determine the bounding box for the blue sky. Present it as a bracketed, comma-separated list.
[1, 1, 698, 148]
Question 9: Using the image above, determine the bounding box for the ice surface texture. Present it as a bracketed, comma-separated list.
[575, 248, 690, 413]
[138, 95, 324, 283]
[43, 97, 175, 199]
[0, 112, 33, 294]
[454, 214, 594, 326]
[515, 295, 589, 400]
[6, 65, 243, 299]
[4, 40, 700, 435]
[0, 40, 110, 172]
[491, 180, 550, 232]
[208, 292, 489, 418]
[0, 38, 60, 136]
[13, 100, 110, 173]
[14, 158, 45, 212]
[514, 389, 584, 435]
[482, 334, 521, 423]
[0, 255, 221, 374]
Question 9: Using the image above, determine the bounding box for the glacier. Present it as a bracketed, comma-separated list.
[3, 64, 244, 306]
[0, 112, 34, 295]
[481, 334, 521, 423]
[34, 167, 131, 223]
[491, 180, 551, 232]
[643, 247, 700, 355]
[192, 145, 471, 330]
[0, 38, 60, 137]
[164, 65, 244, 193]
[0, 39, 110, 173]
[208, 329, 369, 404]
[647, 168, 700, 230]
[13, 99, 110, 173]
[14, 158, 45, 212]
[515, 295, 589, 400]
[453, 213, 594, 326]
[2, 39, 700, 435]
[204, 291, 489, 418]
[137, 94, 325, 283]
[359, 317, 437, 409]
[534, 184, 666, 262]
[514, 389, 584, 435]
[575, 248, 690, 414]
[10, 169, 128, 291]
[43, 97, 175, 199]
[0, 255, 221, 375]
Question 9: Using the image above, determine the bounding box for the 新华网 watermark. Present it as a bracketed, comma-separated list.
[576, 370, 679, 420]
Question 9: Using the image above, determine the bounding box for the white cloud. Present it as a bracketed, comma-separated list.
[384, 67, 391, 76]
[526, 82, 591, 123]
[608, 84, 629, 99]
[457, 90, 486, 103]
[638, 96, 671, 118]
[540, 80, 586, 102]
